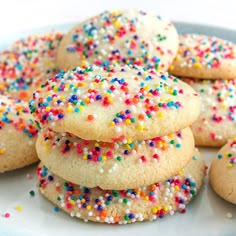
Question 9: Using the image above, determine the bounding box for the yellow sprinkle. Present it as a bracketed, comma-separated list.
[83, 155, 87, 160]
[127, 138, 132, 144]
[86, 205, 92, 210]
[157, 112, 163, 118]
[60, 96, 66, 101]
[66, 106, 73, 113]
[152, 207, 157, 214]
[175, 186, 180, 191]
[136, 125, 144, 131]
[102, 156, 107, 161]
[169, 65, 175, 71]
[95, 143, 100, 147]
[144, 196, 149, 201]
[15, 205, 22, 212]
[110, 121, 115, 126]
[193, 63, 202, 69]
[125, 119, 131, 125]
[114, 20, 120, 28]
[45, 106, 51, 112]
[227, 163, 233, 168]
[69, 200, 76, 205]
[53, 86, 58, 91]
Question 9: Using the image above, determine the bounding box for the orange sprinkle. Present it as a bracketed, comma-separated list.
[19, 91, 29, 100]
[138, 114, 145, 120]
[87, 115, 94, 121]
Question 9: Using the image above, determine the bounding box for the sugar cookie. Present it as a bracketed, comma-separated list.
[36, 127, 194, 190]
[0, 32, 63, 101]
[182, 78, 236, 147]
[37, 149, 205, 224]
[170, 34, 236, 79]
[57, 9, 178, 71]
[210, 138, 236, 204]
[29, 65, 201, 142]
[0, 95, 39, 172]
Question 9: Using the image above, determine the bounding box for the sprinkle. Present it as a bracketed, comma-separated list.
[4, 213, 10, 218]
[15, 205, 22, 212]
[54, 207, 59, 212]
[29, 190, 35, 197]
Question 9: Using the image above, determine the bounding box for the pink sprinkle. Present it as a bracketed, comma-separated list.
[4, 213, 10, 218]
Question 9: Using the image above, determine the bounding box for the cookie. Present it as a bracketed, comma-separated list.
[29, 65, 201, 142]
[170, 34, 236, 79]
[0, 95, 39, 172]
[0, 31, 63, 101]
[37, 149, 205, 224]
[36, 127, 194, 190]
[57, 9, 178, 71]
[182, 78, 236, 147]
[210, 138, 236, 204]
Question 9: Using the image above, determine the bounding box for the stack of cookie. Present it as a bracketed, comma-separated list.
[31, 65, 205, 224]
[170, 34, 236, 147]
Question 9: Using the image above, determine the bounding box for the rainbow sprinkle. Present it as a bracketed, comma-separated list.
[0, 32, 63, 100]
[29, 65, 198, 142]
[37, 158, 199, 224]
[63, 9, 177, 71]
[0, 96, 38, 138]
[183, 78, 236, 145]
[172, 34, 236, 69]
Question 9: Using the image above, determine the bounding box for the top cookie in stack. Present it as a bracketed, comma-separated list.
[170, 34, 236, 147]
[30, 65, 200, 142]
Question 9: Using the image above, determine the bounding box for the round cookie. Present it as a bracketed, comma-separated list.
[57, 9, 178, 71]
[0, 31, 63, 101]
[0, 95, 39, 172]
[210, 138, 236, 204]
[182, 78, 236, 147]
[36, 127, 194, 190]
[37, 149, 205, 224]
[29, 65, 201, 142]
[170, 34, 236, 79]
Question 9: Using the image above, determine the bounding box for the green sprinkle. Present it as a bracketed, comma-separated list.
[123, 198, 128, 204]
[217, 154, 223, 159]
[29, 190, 35, 197]
[131, 118, 136, 123]
[112, 190, 119, 197]
[116, 156, 122, 161]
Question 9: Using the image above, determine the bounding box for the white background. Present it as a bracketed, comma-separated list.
[0, 0, 236, 38]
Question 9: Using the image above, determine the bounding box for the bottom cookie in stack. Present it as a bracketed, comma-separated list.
[37, 149, 205, 224]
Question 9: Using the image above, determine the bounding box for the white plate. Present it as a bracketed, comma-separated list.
[0, 23, 236, 236]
